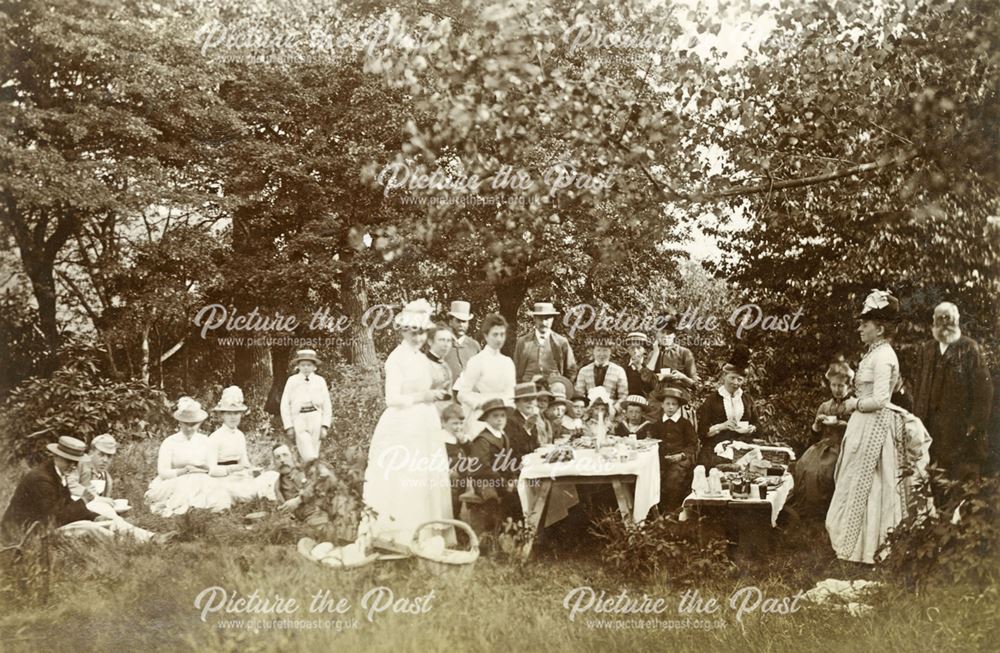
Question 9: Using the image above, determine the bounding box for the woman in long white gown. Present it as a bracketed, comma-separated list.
[145, 397, 232, 517]
[359, 300, 455, 548]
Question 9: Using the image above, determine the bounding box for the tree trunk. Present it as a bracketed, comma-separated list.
[231, 207, 273, 411]
[342, 267, 380, 371]
[496, 278, 529, 357]
[25, 264, 60, 369]
[140, 323, 150, 384]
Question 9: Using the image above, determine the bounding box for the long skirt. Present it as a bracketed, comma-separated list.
[825, 409, 905, 564]
[790, 435, 842, 518]
[144, 473, 233, 517]
[360, 402, 455, 547]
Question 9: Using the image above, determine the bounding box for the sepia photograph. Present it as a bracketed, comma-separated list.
[0, 0, 998, 651]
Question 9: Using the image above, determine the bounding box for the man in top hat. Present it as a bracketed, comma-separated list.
[575, 336, 629, 403]
[2, 437, 104, 543]
[505, 382, 546, 453]
[513, 302, 577, 383]
[443, 300, 481, 383]
[912, 302, 993, 481]
[280, 349, 333, 463]
[623, 332, 657, 398]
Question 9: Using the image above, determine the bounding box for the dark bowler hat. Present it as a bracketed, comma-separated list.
[47, 436, 87, 462]
[479, 398, 508, 418]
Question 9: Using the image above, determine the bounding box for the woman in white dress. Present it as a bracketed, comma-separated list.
[826, 290, 928, 564]
[454, 313, 517, 438]
[207, 386, 279, 502]
[359, 299, 455, 548]
[145, 397, 232, 517]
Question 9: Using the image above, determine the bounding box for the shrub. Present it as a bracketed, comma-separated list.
[0, 346, 172, 464]
[591, 511, 734, 584]
[880, 470, 1000, 590]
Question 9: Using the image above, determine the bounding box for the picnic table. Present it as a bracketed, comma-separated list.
[679, 473, 795, 557]
[516, 443, 661, 558]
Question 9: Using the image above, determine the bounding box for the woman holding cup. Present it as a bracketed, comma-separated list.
[695, 346, 759, 467]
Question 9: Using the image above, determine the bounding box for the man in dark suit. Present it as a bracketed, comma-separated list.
[912, 302, 993, 480]
[2, 436, 100, 542]
[505, 383, 544, 453]
[513, 302, 577, 383]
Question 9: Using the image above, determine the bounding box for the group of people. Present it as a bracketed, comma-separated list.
[2, 292, 993, 568]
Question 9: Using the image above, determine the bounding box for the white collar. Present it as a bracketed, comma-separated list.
[53, 461, 66, 484]
[718, 386, 743, 401]
[662, 411, 682, 423]
[484, 424, 505, 439]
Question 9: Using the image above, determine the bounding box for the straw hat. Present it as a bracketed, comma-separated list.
[478, 398, 508, 418]
[622, 395, 649, 409]
[90, 434, 118, 455]
[213, 386, 248, 412]
[46, 436, 87, 462]
[172, 396, 208, 423]
[624, 332, 650, 348]
[528, 302, 560, 317]
[512, 382, 541, 401]
[291, 349, 321, 366]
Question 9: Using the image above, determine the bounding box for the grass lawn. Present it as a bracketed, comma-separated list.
[1, 440, 997, 652]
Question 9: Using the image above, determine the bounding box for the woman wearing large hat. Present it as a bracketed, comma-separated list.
[207, 386, 280, 503]
[826, 289, 920, 564]
[695, 345, 760, 467]
[357, 299, 455, 549]
[145, 397, 232, 517]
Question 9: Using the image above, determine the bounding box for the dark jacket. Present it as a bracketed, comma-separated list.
[912, 335, 994, 465]
[650, 416, 698, 463]
[466, 426, 534, 484]
[2, 460, 98, 540]
[513, 331, 577, 382]
[505, 409, 542, 454]
[695, 391, 760, 466]
[614, 420, 656, 439]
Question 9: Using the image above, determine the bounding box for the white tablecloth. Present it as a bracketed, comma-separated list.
[680, 474, 794, 527]
[517, 447, 661, 523]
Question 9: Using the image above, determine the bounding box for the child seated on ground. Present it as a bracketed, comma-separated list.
[614, 395, 655, 438]
[650, 387, 697, 511]
[790, 357, 855, 519]
[462, 399, 530, 537]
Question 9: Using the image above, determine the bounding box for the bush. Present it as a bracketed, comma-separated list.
[0, 346, 172, 464]
[880, 470, 1000, 590]
[591, 511, 734, 584]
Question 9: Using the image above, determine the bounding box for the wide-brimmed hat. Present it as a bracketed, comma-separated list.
[657, 387, 689, 406]
[529, 302, 560, 317]
[855, 289, 900, 322]
[90, 434, 118, 455]
[479, 398, 508, 418]
[291, 349, 321, 366]
[213, 385, 249, 412]
[47, 436, 87, 462]
[624, 332, 650, 347]
[622, 394, 649, 409]
[172, 396, 208, 423]
[535, 386, 554, 401]
[512, 382, 541, 401]
[394, 298, 435, 331]
[448, 300, 473, 321]
[548, 386, 569, 406]
[546, 374, 575, 401]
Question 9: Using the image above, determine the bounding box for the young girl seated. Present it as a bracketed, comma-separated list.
[650, 387, 697, 510]
[791, 358, 855, 518]
[614, 395, 655, 438]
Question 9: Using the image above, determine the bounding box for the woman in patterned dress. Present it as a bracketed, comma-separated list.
[826, 290, 914, 564]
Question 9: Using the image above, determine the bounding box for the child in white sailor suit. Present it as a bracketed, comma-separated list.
[280, 349, 333, 463]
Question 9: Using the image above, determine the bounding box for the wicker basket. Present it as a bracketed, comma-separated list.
[409, 519, 479, 578]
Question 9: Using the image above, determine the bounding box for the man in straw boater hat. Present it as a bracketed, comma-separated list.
[575, 334, 629, 404]
[443, 300, 481, 383]
[280, 349, 333, 463]
[505, 382, 546, 453]
[2, 437, 176, 544]
[513, 301, 577, 383]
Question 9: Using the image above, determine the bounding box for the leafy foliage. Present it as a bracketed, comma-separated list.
[0, 343, 172, 464]
[591, 511, 734, 584]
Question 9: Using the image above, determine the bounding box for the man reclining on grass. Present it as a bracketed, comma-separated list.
[274, 445, 356, 541]
[1, 436, 173, 545]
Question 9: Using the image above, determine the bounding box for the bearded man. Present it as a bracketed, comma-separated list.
[912, 302, 993, 480]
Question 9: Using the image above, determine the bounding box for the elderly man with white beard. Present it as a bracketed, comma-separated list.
[912, 302, 993, 481]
